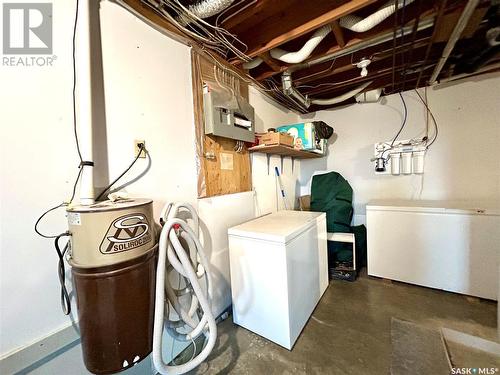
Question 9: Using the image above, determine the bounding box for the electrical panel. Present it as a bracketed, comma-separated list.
[373, 138, 427, 175]
[203, 85, 255, 143]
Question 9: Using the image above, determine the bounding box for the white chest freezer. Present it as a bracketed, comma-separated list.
[367, 200, 500, 300]
[228, 210, 328, 349]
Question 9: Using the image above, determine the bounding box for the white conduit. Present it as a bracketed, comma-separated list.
[270, 24, 332, 64]
[243, 0, 415, 70]
[187, 0, 235, 19]
[243, 24, 332, 69]
[242, 57, 263, 70]
[339, 0, 415, 33]
[153, 203, 217, 375]
[310, 81, 373, 106]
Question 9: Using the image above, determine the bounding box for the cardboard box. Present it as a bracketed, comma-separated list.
[260, 131, 294, 147]
[276, 123, 317, 150]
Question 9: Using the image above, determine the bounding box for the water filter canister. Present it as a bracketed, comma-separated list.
[413, 150, 425, 174]
[401, 152, 412, 174]
[390, 153, 401, 175]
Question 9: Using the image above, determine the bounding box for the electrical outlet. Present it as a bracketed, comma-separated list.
[134, 140, 146, 158]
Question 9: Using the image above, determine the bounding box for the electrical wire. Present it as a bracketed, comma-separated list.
[35, 0, 84, 239]
[142, 0, 251, 61]
[95, 144, 146, 201]
[34, 167, 83, 239]
[55, 233, 72, 315]
[380, 92, 408, 160]
[414, 88, 438, 147]
[72, 0, 82, 164]
[391, 92, 408, 147]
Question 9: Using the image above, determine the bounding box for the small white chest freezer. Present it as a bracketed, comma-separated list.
[228, 210, 328, 349]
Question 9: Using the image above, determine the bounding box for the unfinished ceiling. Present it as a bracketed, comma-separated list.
[119, 0, 500, 112]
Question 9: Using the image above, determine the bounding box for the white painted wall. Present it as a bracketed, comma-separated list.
[0, 0, 82, 358]
[300, 72, 500, 225]
[0, 0, 301, 361]
[248, 87, 307, 214]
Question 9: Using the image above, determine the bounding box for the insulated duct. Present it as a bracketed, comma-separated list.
[187, 0, 235, 19]
[242, 57, 263, 70]
[243, 24, 333, 69]
[270, 24, 332, 64]
[310, 81, 373, 106]
[339, 0, 415, 33]
[243, 0, 416, 69]
[289, 17, 434, 73]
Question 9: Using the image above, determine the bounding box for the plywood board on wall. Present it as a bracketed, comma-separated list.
[191, 50, 252, 198]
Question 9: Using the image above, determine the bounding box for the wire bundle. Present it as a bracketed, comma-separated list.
[141, 0, 251, 61]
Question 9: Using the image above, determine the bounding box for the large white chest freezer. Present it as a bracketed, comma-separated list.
[228, 210, 328, 349]
[367, 200, 499, 300]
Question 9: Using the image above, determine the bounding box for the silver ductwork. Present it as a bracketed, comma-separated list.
[187, 0, 235, 19]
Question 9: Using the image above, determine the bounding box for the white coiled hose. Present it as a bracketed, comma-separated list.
[152, 203, 217, 375]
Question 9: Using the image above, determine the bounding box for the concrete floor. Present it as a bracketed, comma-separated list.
[188, 273, 498, 375]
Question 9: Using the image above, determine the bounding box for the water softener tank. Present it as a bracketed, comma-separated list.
[67, 199, 157, 374]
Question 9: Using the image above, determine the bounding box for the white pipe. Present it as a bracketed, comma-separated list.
[339, 0, 415, 33]
[187, 0, 235, 19]
[242, 57, 263, 70]
[429, 0, 480, 84]
[76, 0, 94, 205]
[270, 24, 332, 64]
[243, 24, 332, 69]
[153, 203, 217, 375]
[310, 81, 373, 106]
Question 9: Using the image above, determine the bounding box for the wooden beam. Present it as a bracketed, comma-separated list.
[331, 21, 345, 48]
[260, 52, 283, 72]
[240, 0, 377, 59]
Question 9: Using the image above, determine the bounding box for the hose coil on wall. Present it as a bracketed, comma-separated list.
[153, 203, 217, 375]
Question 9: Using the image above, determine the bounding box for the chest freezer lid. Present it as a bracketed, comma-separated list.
[228, 210, 326, 244]
[366, 200, 500, 216]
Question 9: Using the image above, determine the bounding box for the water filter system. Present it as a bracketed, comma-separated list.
[373, 139, 427, 175]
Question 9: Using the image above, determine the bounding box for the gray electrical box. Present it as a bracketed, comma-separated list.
[203, 86, 255, 142]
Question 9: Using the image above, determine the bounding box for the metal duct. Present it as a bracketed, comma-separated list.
[187, 0, 235, 19]
[339, 0, 415, 33]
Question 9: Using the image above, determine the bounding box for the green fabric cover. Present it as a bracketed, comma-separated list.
[311, 172, 353, 233]
[311, 171, 367, 268]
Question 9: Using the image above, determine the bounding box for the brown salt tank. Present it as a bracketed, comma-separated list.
[71, 248, 157, 374]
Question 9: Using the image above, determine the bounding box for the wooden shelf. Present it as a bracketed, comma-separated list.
[248, 144, 323, 159]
